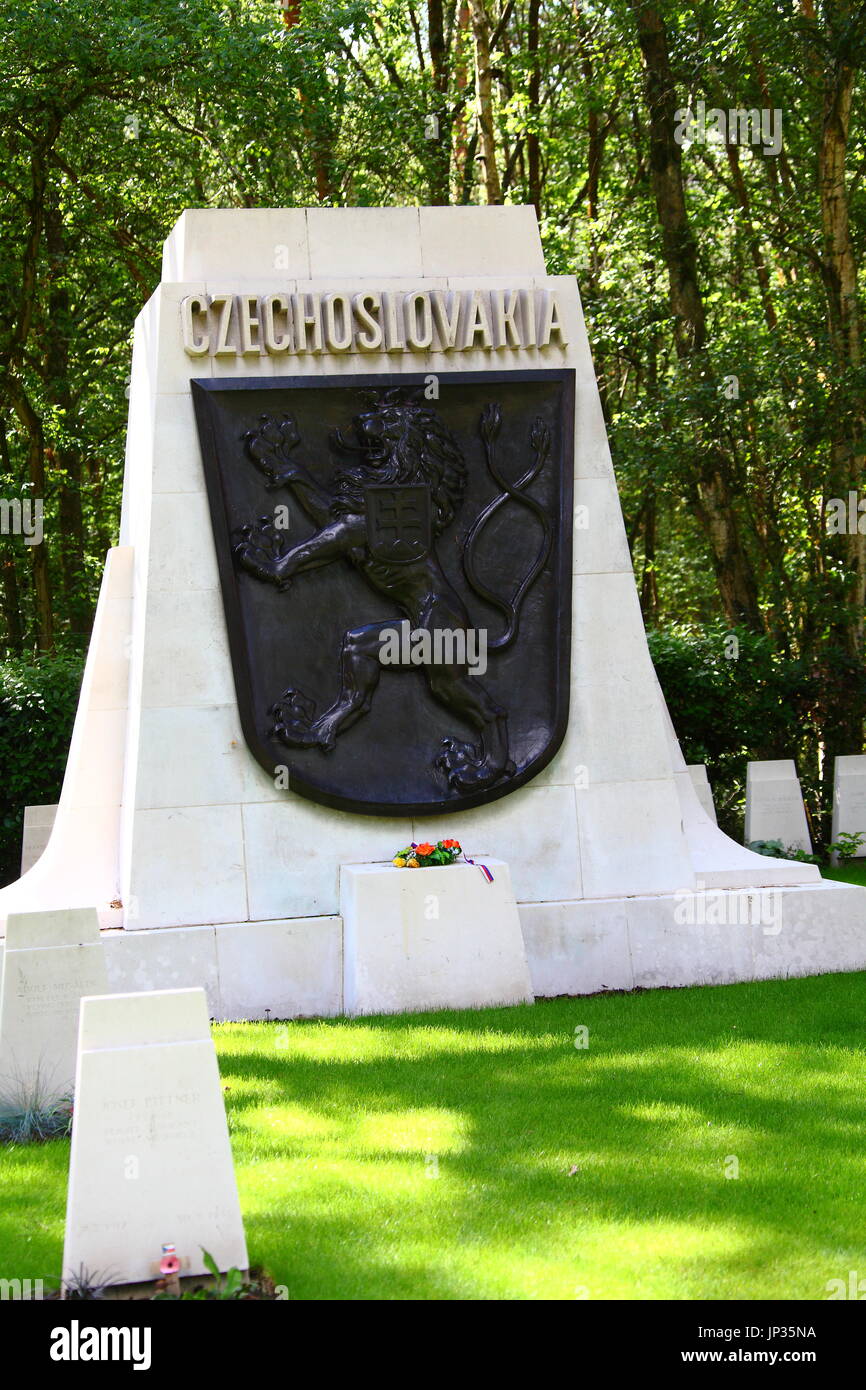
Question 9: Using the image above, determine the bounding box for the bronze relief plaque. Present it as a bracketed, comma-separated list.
[192, 370, 574, 815]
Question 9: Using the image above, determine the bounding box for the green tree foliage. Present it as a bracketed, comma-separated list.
[0, 0, 864, 856]
[646, 623, 863, 842]
[0, 655, 83, 882]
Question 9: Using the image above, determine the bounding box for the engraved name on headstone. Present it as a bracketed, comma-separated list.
[0, 907, 107, 1105]
[744, 759, 812, 853]
[832, 755, 866, 857]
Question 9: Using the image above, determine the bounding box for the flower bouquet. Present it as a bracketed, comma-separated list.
[392, 839, 462, 869]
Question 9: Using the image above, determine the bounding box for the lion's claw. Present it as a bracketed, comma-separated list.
[268, 688, 332, 749]
[233, 516, 291, 585]
[244, 415, 301, 486]
[435, 736, 515, 792]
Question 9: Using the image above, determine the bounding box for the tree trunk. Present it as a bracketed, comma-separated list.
[818, 32, 865, 652]
[468, 0, 502, 204]
[453, 3, 472, 197]
[44, 198, 92, 639]
[0, 421, 23, 655]
[427, 0, 451, 204]
[628, 0, 762, 631]
[527, 0, 541, 217]
[812, 3, 866, 766]
[8, 381, 53, 652]
[0, 545, 23, 656]
[3, 136, 54, 652]
[280, 0, 333, 201]
[725, 143, 778, 333]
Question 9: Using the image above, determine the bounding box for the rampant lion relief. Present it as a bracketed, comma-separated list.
[192, 371, 574, 815]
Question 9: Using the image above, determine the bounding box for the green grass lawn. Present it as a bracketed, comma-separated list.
[2, 973, 866, 1300]
[822, 860, 866, 887]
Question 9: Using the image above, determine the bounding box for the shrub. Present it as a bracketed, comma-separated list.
[647, 623, 816, 842]
[0, 1060, 73, 1145]
[0, 655, 83, 886]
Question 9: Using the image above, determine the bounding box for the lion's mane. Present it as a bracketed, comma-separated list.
[330, 401, 467, 535]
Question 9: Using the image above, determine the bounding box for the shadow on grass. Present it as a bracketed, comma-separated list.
[214, 973, 866, 1298]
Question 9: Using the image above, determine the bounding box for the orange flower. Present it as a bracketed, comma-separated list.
[416, 842, 435, 856]
[442, 838, 460, 849]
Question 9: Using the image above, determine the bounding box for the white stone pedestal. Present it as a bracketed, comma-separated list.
[832, 756, 866, 857]
[63, 987, 247, 1290]
[1, 205, 862, 1020]
[20, 804, 58, 874]
[687, 765, 717, 825]
[745, 760, 812, 853]
[341, 859, 533, 1016]
[0, 908, 107, 1105]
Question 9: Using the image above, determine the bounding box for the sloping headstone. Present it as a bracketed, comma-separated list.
[687, 765, 718, 825]
[745, 760, 812, 854]
[832, 755, 866, 857]
[341, 859, 533, 1016]
[0, 907, 107, 1108]
[63, 987, 247, 1291]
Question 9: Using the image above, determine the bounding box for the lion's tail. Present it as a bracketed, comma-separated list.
[462, 408, 552, 652]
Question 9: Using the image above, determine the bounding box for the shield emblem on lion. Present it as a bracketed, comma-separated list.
[192, 370, 574, 815]
[365, 485, 432, 564]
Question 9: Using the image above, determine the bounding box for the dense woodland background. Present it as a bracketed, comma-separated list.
[1, 0, 865, 876]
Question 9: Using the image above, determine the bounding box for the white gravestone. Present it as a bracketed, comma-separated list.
[745, 760, 812, 854]
[341, 859, 533, 1016]
[687, 765, 717, 825]
[63, 987, 247, 1290]
[0, 907, 107, 1106]
[832, 755, 866, 857]
[20, 804, 58, 874]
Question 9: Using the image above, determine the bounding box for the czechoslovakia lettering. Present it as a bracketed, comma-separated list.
[180, 287, 568, 358]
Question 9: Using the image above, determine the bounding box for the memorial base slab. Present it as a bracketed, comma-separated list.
[0, 878, 850, 1021]
[520, 880, 866, 996]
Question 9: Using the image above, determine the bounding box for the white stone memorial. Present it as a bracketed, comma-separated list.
[20, 804, 58, 875]
[687, 765, 717, 825]
[745, 759, 812, 854]
[0, 907, 107, 1106]
[342, 859, 532, 1016]
[832, 755, 866, 856]
[0, 204, 863, 1013]
[63, 987, 247, 1290]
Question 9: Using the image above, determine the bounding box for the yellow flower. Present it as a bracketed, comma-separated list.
[407, 858, 419, 868]
[393, 856, 406, 868]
